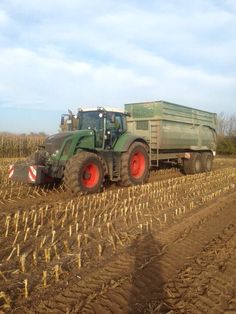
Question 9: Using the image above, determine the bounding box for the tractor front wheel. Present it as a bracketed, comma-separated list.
[64, 152, 104, 194]
[119, 142, 149, 187]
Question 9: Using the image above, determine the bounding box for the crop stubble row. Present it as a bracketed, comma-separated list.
[0, 157, 235, 312]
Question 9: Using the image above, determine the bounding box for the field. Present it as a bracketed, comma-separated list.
[0, 156, 236, 313]
[0, 135, 45, 158]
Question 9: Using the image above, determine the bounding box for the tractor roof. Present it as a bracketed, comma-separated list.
[79, 107, 124, 114]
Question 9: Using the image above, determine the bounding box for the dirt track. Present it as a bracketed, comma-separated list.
[0, 156, 236, 313]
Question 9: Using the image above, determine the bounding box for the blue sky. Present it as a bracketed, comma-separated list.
[0, 0, 236, 134]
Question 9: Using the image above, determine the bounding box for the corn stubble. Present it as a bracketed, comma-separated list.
[0, 154, 235, 310]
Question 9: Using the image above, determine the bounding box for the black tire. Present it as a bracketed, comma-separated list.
[201, 152, 213, 172]
[64, 152, 104, 194]
[119, 142, 149, 187]
[182, 152, 202, 175]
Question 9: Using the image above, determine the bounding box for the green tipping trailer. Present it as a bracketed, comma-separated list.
[125, 100, 217, 168]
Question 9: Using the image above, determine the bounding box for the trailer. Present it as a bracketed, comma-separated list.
[125, 100, 217, 172]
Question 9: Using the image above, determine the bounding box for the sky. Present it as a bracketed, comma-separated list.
[0, 0, 236, 134]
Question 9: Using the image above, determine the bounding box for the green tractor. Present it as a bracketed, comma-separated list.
[9, 107, 149, 194]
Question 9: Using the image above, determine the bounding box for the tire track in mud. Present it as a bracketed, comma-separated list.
[22, 191, 236, 314]
[163, 225, 236, 314]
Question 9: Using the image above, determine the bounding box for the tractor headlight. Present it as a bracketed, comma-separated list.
[52, 149, 59, 157]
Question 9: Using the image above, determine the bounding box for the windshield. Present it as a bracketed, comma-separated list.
[79, 111, 103, 130]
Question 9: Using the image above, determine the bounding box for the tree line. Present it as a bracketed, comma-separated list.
[217, 112, 236, 154]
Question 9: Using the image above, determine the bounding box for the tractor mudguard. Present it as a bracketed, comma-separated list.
[113, 132, 148, 152]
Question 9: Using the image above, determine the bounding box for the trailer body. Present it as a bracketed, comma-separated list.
[125, 101, 217, 166]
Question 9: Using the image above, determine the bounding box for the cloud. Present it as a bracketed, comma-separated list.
[0, 9, 9, 26]
[0, 44, 235, 114]
[0, 47, 157, 111]
[10, 1, 235, 75]
[0, 0, 235, 134]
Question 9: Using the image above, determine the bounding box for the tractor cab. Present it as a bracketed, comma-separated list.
[77, 108, 128, 149]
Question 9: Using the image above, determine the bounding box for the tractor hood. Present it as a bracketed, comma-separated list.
[44, 132, 74, 155]
[43, 129, 95, 156]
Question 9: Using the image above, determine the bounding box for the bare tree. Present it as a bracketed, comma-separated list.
[217, 112, 236, 137]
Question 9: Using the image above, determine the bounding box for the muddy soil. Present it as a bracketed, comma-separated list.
[0, 156, 236, 314]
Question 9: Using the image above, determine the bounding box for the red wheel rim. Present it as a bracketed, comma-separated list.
[82, 163, 99, 188]
[130, 151, 145, 179]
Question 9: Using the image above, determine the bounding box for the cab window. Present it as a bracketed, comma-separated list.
[106, 113, 126, 133]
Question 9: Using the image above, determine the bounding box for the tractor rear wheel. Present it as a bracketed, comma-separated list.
[64, 152, 104, 194]
[119, 142, 149, 187]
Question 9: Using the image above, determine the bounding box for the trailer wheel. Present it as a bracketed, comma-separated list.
[201, 152, 213, 172]
[119, 142, 149, 187]
[182, 152, 202, 175]
[64, 152, 104, 194]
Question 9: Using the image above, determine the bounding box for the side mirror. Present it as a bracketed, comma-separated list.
[124, 111, 131, 117]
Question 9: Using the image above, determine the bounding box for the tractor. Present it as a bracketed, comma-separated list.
[9, 107, 149, 194]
